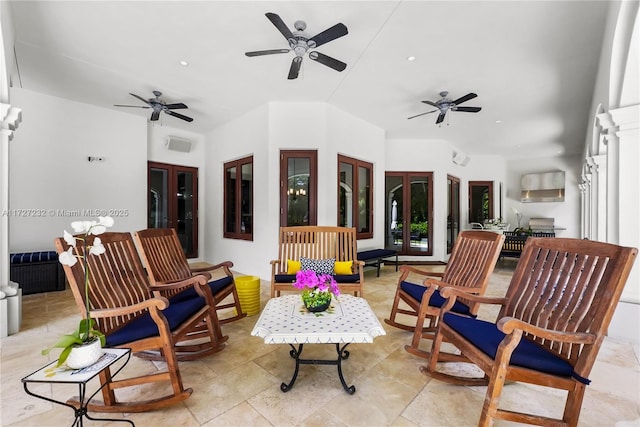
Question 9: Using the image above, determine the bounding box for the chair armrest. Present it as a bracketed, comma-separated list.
[497, 317, 597, 345]
[149, 275, 209, 295]
[438, 287, 507, 313]
[398, 265, 444, 283]
[89, 297, 170, 319]
[424, 279, 483, 295]
[400, 265, 445, 277]
[190, 260, 233, 275]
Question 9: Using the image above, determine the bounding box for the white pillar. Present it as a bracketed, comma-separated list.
[1, 104, 22, 337]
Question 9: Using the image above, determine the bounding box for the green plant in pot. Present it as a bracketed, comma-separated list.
[42, 216, 113, 368]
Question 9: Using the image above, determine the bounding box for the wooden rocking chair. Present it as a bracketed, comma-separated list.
[54, 232, 226, 413]
[422, 237, 637, 427]
[385, 230, 504, 359]
[135, 228, 246, 335]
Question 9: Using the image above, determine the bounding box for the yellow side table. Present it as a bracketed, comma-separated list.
[235, 276, 261, 316]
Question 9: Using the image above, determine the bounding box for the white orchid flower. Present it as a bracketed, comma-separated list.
[89, 237, 106, 256]
[63, 230, 76, 247]
[59, 247, 78, 266]
[98, 216, 114, 228]
[71, 220, 95, 233]
[90, 224, 107, 235]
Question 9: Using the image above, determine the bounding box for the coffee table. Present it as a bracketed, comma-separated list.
[251, 294, 385, 394]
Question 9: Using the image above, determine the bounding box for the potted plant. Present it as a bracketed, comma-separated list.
[292, 270, 341, 315]
[42, 216, 113, 368]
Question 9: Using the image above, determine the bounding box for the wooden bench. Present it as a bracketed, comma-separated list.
[357, 249, 398, 277]
[270, 226, 365, 298]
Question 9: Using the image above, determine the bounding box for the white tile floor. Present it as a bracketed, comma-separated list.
[2, 261, 639, 426]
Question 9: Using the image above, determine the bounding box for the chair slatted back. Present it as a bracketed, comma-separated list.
[275, 226, 359, 274]
[134, 228, 192, 291]
[503, 237, 637, 374]
[54, 232, 153, 336]
[441, 230, 505, 313]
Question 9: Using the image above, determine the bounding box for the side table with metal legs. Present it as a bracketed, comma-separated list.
[22, 348, 133, 427]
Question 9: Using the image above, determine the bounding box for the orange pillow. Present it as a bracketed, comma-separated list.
[287, 259, 301, 274]
[334, 261, 353, 275]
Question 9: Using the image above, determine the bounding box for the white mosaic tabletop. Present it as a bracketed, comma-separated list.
[251, 294, 386, 344]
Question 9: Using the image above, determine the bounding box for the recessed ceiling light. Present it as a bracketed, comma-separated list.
[179, 60, 189, 67]
[495, 120, 502, 124]
[407, 56, 416, 61]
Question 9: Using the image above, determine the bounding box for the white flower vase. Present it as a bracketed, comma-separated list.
[65, 339, 103, 369]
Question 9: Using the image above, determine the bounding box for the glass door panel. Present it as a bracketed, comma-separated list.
[447, 175, 460, 254]
[385, 175, 403, 251]
[149, 168, 169, 228]
[358, 165, 371, 234]
[339, 162, 354, 228]
[176, 170, 195, 256]
[409, 175, 430, 253]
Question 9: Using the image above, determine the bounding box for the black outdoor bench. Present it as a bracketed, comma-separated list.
[10, 251, 66, 295]
[357, 249, 398, 277]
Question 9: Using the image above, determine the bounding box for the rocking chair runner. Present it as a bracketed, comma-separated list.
[423, 237, 637, 427]
[134, 228, 246, 332]
[384, 230, 505, 359]
[54, 232, 226, 413]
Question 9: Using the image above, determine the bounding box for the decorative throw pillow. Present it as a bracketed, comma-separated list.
[287, 259, 301, 274]
[300, 257, 335, 275]
[334, 260, 353, 275]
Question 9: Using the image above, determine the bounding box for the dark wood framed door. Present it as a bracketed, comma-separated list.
[385, 171, 433, 256]
[148, 161, 198, 258]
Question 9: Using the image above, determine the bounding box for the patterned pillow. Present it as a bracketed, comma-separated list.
[300, 257, 335, 275]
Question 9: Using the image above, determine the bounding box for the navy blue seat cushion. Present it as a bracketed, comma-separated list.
[357, 249, 396, 260]
[106, 296, 206, 347]
[333, 274, 360, 283]
[10, 251, 58, 264]
[169, 276, 234, 303]
[274, 274, 297, 283]
[400, 281, 472, 316]
[443, 312, 590, 385]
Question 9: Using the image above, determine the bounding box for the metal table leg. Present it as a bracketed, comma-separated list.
[281, 343, 356, 394]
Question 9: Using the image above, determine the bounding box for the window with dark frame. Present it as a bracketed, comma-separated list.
[338, 154, 373, 239]
[280, 150, 317, 227]
[224, 155, 253, 240]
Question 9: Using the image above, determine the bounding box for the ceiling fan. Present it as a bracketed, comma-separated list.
[245, 12, 348, 80]
[408, 91, 481, 124]
[114, 91, 193, 122]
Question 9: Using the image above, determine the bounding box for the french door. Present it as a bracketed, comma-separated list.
[385, 172, 433, 256]
[148, 161, 198, 258]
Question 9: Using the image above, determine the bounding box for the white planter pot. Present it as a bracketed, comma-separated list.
[65, 339, 103, 369]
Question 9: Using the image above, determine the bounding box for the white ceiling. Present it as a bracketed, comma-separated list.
[8, 1, 609, 159]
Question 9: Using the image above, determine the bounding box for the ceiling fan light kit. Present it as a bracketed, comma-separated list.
[245, 12, 348, 80]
